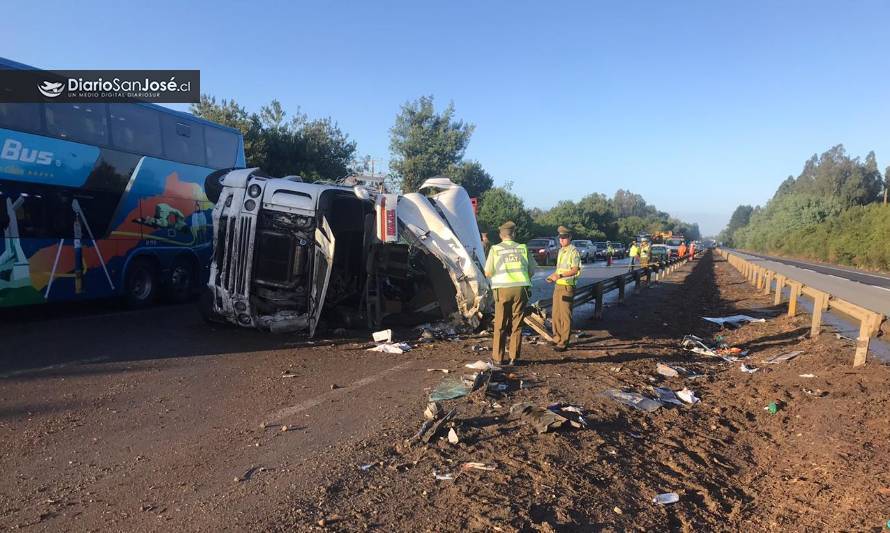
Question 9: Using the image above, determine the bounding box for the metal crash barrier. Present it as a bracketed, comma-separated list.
[523, 252, 696, 343]
[718, 249, 886, 367]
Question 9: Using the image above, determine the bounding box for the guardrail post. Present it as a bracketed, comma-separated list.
[594, 284, 604, 319]
[618, 276, 626, 303]
[762, 271, 773, 295]
[646, 268, 652, 287]
[633, 270, 642, 293]
[787, 282, 801, 317]
[810, 292, 827, 337]
[774, 275, 786, 305]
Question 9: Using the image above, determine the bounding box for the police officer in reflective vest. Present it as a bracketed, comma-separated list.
[484, 221, 536, 365]
[546, 226, 581, 352]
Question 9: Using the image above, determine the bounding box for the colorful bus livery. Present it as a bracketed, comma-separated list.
[0, 60, 246, 308]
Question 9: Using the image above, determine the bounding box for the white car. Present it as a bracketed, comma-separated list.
[200, 170, 491, 335]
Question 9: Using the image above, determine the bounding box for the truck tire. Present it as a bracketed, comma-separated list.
[124, 258, 158, 308]
[204, 168, 231, 204]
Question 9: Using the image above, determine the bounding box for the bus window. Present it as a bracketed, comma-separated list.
[44, 103, 109, 145]
[0, 103, 42, 132]
[109, 104, 162, 156]
[161, 114, 205, 166]
[205, 126, 238, 169]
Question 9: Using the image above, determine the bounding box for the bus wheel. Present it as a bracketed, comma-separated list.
[125, 259, 158, 308]
[166, 258, 195, 303]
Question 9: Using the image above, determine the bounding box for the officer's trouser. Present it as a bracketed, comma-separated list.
[551, 284, 575, 349]
[492, 286, 528, 362]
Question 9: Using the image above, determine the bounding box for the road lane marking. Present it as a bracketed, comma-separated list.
[263, 360, 415, 424]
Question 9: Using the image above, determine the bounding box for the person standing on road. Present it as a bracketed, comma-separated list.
[689, 240, 696, 260]
[546, 226, 581, 352]
[640, 240, 651, 268]
[678, 241, 687, 259]
[484, 221, 535, 366]
[606, 241, 615, 266]
[628, 240, 639, 270]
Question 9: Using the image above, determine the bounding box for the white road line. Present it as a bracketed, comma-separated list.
[749, 253, 890, 282]
[263, 360, 415, 424]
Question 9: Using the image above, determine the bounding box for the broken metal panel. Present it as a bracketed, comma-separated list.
[397, 191, 492, 326]
[309, 216, 335, 337]
[418, 178, 487, 268]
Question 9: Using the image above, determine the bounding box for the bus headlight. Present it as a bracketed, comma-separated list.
[248, 184, 262, 198]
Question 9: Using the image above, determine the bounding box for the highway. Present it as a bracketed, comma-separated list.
[730, 250, 890, 318]
[529, 256, 635, 303]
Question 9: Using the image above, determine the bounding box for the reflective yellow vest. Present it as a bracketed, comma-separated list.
[489, 241, 532, 288]
[556, 245, 581, 286]
[629, 245, 640, 257]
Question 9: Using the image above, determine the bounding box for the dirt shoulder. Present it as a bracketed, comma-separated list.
[266, 252, 890, 532]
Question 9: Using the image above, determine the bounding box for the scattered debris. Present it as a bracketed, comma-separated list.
[330, 384, 340, 390]
[653, 492, 680, 505]
[367, 342, 412, 354]
[676, 388, 700, 404]
[426, 368, 450, 373]
[447, 427, 460, 444]
[416, 321, 458, 340]
[433, 472, 454, 481]
[765, 401, 779, 414]
[613, 506, 623, 515]
[602, 389, 663, 412]
[236, 466, 267, 482]
[682, 334, 719, 357]
[548, 403, 589, 428]
[765, 351, 803, 364]
[372, 329, 393, 343]
[359, 463, 374, 471]
[281, 370, 299, 378]
[703, 315, 767, 327]
[799, 373, 816, 378]
[510, 402, 570, 433]
[740, 364, 759, 374]
[656, 363, 680, 378]
[424, 402, 442, 421]
[418, 408, 457, 444]
[803, 388, 827, 398]
[653, 387, 684, 406]
[462, 462, 496, 471]
[466, 360, 501, 371]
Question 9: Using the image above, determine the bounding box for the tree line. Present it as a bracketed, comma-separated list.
[720, 145, 890, 271]
[192, 95, 700, 244]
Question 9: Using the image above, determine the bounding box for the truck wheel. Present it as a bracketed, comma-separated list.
[165, 257, 195, 303]
[125, 258, 158, 308]
[204, 168, 231, 203]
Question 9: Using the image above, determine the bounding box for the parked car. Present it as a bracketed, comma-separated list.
[612, 243, 627, 259]
[528, 238, 559, 265]
[572, 240, 594, 263]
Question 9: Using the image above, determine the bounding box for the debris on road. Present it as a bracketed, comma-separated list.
[702, 315, 767, 327]
[372, 329, 393, 343]
[656, 362, 680, 378]
[462, 462, 497, 472]
[429, 376, 473, 401]
[447, 427, 460, 444]
[465, 360, 501, 371]
[765, 351, 803, 364]
[799, 373, 816, 378]
[359, 463, 374, 471]
[281, 370, 299, 378]
[602, 389, 663, 412]
[426, 368, 450, 373]
[424, 402, 442, 421]
[740, 364, 759, 374]
[676, 388, 700, 404]
[367, 342, 412, 354]
[433, 471, 454, 481]
[511, 402, 569, 433]
[653, 387, 684, 406]
[765, 401, 780, 414]
[236, 466, 268, 483]
[653, 492, 680, 505]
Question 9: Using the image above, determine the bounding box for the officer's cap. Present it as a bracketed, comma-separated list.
[498, 221, 516, 231]
[557, 225, 571, 237]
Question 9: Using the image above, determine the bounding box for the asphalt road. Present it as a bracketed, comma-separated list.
[730, 250, 890, 317]
[530, 257, 635, 303]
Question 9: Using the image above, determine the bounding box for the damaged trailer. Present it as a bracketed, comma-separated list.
[199, 169, 492, 335]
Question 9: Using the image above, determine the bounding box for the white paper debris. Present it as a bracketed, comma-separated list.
[676, 388, 700, 404]
[372, 329, 393, 343]
[465, 360, 501, 371]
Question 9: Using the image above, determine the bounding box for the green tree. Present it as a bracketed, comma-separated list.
[476, 186, 534, 242]
[774, 145, 882, 206]
[719, 204, 753, 245]
[389, 96, 474, 193]
[446, 160, 493, 198]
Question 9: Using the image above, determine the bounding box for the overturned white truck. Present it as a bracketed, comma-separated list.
[199, 169, 492, 335]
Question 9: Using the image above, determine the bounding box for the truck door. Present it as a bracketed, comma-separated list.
[309, 216, 335, 337]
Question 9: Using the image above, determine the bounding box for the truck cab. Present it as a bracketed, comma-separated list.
[200, 169, 491, 335]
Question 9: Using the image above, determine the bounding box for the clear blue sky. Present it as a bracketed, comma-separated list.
[8, 0, 890, 235]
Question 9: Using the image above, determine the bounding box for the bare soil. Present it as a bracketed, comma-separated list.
[266, 252, 890, 532]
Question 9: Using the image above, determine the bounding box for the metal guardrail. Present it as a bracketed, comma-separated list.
[523, 253, 695, 342]
[718, 249, 886, 366]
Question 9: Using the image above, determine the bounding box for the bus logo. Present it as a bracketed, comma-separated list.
[38, 81, 64, 98]
[1, 139, 55, 165]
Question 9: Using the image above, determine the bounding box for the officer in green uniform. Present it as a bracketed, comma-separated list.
[484, 221, 536, 365]
[546, 226, 581, 351]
